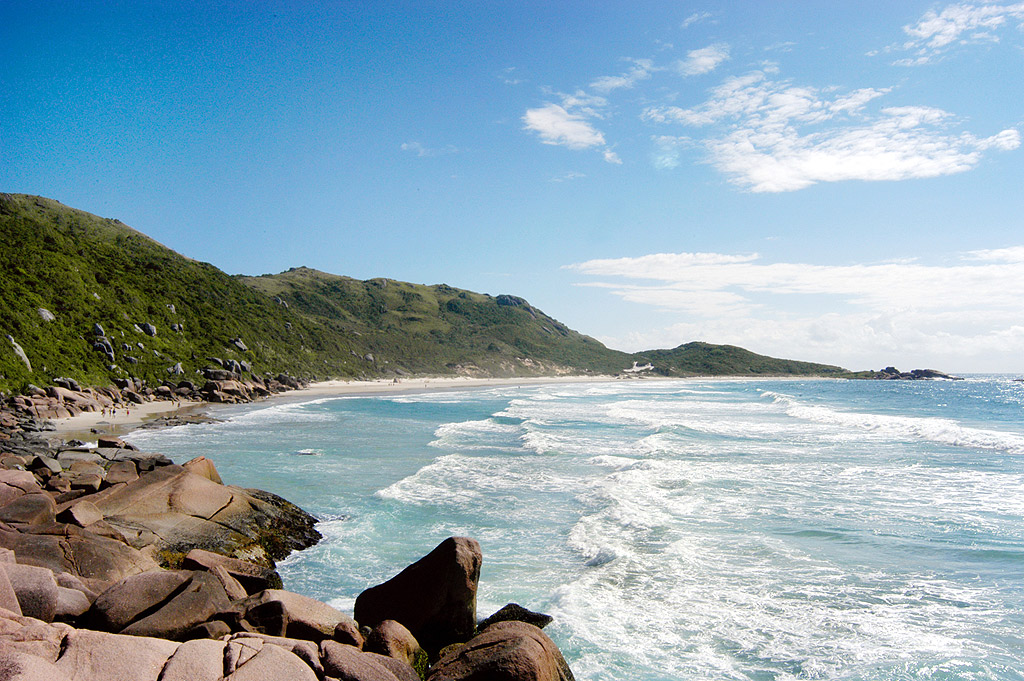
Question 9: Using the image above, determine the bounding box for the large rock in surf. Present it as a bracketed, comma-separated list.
[427, 621, 575, 681]
[354, 537, 481, 654]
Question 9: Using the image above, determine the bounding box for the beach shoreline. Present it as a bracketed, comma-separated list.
[50, 373, 625, 441]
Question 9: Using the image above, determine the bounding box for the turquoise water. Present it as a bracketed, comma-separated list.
[127, 377, 1024, 680]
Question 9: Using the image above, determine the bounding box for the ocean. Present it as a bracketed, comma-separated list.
[126, 376, 1024, 681]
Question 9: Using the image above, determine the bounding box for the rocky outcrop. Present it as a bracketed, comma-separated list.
[0, 412, 574, 680]
[354, 537, 482, 654]
[868, 366, 963, 380]
[428, 621, 575, 681]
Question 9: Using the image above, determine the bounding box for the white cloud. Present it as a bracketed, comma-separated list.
[965, 245, 1024, 261]
[677, 43, 730, 76]
[523, 89, 622, 162]
[522, 103, 606, 149]
[590, 59, 654, 93]
[569, 250, 1024, 371]
[895, 2, 1024, 63]
[550, 171, 586, 183]
[681, 12, 713, 29]
[642, 72, 1019, 191]
[401, 141, 459, 157]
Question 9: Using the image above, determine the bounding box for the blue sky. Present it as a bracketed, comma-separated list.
[3, 2, 1023, 372]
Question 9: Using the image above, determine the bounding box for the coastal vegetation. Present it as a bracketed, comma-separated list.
[0, 193, 846, 395]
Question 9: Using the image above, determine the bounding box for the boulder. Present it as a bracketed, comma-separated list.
[364, 619, 423, 667]
[0, 607, 72, 663]
[37, 308, 55, 323]
[158, 637, 226, 681]
[182, 457, 223, 485]
[87, 569, 230, 640]
[0, 560, 22, 614]
[53, 628, 179, 681]
[141, 323, 157, 337]
[55, 501, 103, 528]
[120, 571, 230, 640]
[102, 461, 138, 485]
[0, 495, 56, 526]
[242, 589, 358, 643]
[320, 640, 406, 681]
[87, 570, 193, 632]
[208, 564, 248, 600]
[0, 647, 72, 681]
[181, 548, 271, 594]
[427, 621, 575, 681]
[54, 586, 91, 620]
[227, 632, 323, 678]
[0, 470, 43, 507]
[225, 640, 317, 681]
[0, 524, 159, 583]
[6, 336, 32, 373]
[3, 564, 59, 622]
[354, 537, 482, 653]
[478, 603, 553, 630]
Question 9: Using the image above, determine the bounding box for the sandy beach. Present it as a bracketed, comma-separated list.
[50, 374, 623, 440]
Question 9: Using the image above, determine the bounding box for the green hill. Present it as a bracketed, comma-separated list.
[634, 342, 846, 377]
[0, 193, 846, 394]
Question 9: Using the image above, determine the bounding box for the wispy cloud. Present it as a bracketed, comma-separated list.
[400, 141, 460, 157]
[892, 2, 1024, 64]
[642, 71, 1020, 191]
[677, 43, 731, 76]
[590, 59, 654, 93]
[568, 250, 1024, 369]
[681, 12, 713, 29]
[550, 171, 586, 183]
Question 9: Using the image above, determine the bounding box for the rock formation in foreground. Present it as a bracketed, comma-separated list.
[0, 421, 575, 680]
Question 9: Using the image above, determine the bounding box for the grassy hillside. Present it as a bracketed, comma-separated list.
[634, 342, 846, 377]
[0, 194, 848, 394]
[238, 267, 629, 376]
[0, 194, 358, 393]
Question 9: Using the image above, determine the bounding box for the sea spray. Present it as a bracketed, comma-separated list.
[128, 377, 1024, 681]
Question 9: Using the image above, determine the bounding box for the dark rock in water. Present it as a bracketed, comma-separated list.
[479, 603, 553, 630]
[354, 536, 482, 654]
[428, 621, 574, 681]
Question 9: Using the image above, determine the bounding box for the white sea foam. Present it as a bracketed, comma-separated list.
[766, 391, 1024, 454]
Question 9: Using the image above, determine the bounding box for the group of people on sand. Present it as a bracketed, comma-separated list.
[100, 407, 129, 418]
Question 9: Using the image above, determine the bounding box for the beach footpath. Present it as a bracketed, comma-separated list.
[0, 379, 577, 681]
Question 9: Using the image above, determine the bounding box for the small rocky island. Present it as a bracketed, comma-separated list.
[857, 366, 963, 380]
[0, 407, 574, 680]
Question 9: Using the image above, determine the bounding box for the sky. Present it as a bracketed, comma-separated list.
[2, 1, 1023, 372]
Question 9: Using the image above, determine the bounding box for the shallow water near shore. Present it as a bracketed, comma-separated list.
[127, 376, 1024, 681]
